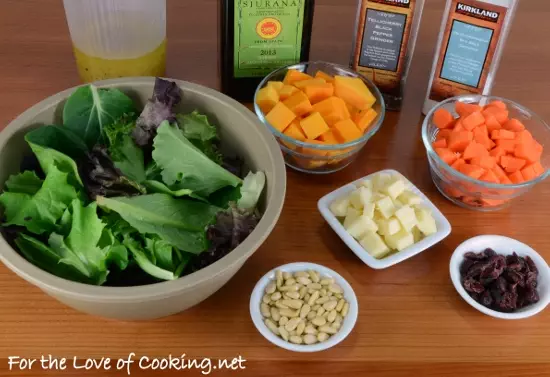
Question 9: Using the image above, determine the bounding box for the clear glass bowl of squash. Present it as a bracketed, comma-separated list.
[254, 61, 386, 174]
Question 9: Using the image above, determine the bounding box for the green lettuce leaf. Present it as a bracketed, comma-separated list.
[105, 115, 146, 182]
[96, 193, 220, 253]
[208, 185, 242, 209]
[143, 180, 196, 198]
[63, 85, 136, 147]
[25, 125, 88, 160]
[14, 233, 93, 283]
[144, 236, 190, 275]
[0, 165, 77, 234]
[237, 171, 266, 212]
[123, 236, 177, 281]
[48, 200, 109, 285]
[177, 112, 222, 164]
[28, 142, 83, 187]
[5, 171, 42, 195]
[152, 122, 241, 196]
[98, 228, 129, 271]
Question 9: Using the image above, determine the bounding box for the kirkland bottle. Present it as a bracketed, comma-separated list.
[221, 0, 315, 101]
[351, 0, 425, 111]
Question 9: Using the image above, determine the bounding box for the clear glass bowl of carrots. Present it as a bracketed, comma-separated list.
[422, 95, 550, 211]
[254, 61, 385, 174]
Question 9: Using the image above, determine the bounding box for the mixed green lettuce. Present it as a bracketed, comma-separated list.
[0, 78, 266, 286]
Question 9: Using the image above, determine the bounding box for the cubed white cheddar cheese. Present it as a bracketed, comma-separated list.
[394, 205, 417, 232]
[357, 179, 373, 190]
[398, 191, 422, 206]
[415, 208, 437, 236]
[373, 173, 392, 191]
[348, 189, 363, 210]
[412, 226, 423, 243]
[330, 197, 350, 217]
[359, 231, 390, 259]
[384, 179, 406, 200]
[358, 186, 373, 206]
[343, 207, 360, 229]
[363, 203, 375, 219]
[376, 216, 401, 236]
[375, 196, 396, 219]
[345, 215, 379, 240]
[392, 197, 404, 209]
[385, 229, 414, 251]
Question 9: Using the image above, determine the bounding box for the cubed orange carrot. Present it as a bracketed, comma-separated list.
[503, 118, 526, 132]
[485, 100, 507, 110]
[435, 147, 458, 165]
[471, 155, 496, 169]
[514, 140, 543, 163]
[433, 139, 448, 148]
[485, 115, 502, 132]
[491, 129, 516, 140]
[520, 162, 545, 181]
[456, 102, 482, 117]
[433, 108, 455, 129]
[448, 131, 473, 152]
[458, 163, 486, 180]
[453, 121, 465, 132]
[509, 170, 525, 184]
[515, 130, 533, 144]
[482, 107, 509, 124]
[482, 198, 507, 207]
[479, 170, 500, 184]
[495, 139, 517, 153]
[490, 146, 507, 160]
[463, 141, 489, 160]
[500, 155, 527, 174]
[492, 164, 509, 182]
[451, 158, 466, 170]
[462, 111, 485, 131]
[332, 119, 363, 143]
[474, 125, 494, 150]
[437, 129, 452, 141]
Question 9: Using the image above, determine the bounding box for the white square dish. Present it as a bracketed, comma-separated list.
[317, 169, 452, 269]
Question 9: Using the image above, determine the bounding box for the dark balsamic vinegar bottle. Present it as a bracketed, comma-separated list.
[221, 0, 315, 101]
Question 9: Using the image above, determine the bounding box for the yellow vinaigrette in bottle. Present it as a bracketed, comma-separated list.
[73, 40, 166, 82]
[63, 0, 166, 83]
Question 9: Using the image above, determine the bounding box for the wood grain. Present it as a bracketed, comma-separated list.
[1, 0, 550, 375]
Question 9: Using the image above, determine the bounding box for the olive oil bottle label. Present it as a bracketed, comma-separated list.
[428, 0, 508, 101]
[352, 0, 417, 94]
[234, 0, 305, 78]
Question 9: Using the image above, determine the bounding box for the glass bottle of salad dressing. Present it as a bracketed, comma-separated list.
[63, 0, 166, 82]
[350, 0, 425, 111]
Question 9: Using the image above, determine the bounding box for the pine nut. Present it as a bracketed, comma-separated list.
[285, 278, 296, 286]
[327, 291, 333, 297]
[316, 296, 330, 305]
[271, 292, 282, 301]
[294, 271, 309, 278]
[308, 270, 320, 283]
[299, 286, 307, 299]
[311, 304, 320, 311]
[281, 300, 302, 310]
[336, 299, 345, 312]
[265, 319, 279, 335]
[329, 284, 343, 294]
[285, 317, 300, 332]
[320, 288, 328, 296]
[307, 311, 316, 321]
[335, 293, 343, 299]
[279, 284, 299, 292]
[308, 291, 319, 306]
[299, 304, 311, 319]
[289, 335, 302, 344]
[312, 316, 326, 327]
[265, 282, 276, 294]
[307, 283, 322, 290]
[331, 322, 341, 330]
[320, 278, 334, 286]
[296, 277, 312, 285]
[262, 294, 271, 304]
[279, 308, 299, 318]
[275, 301, 288, 309]
[317, 332, 329, 342]
[276, 270, 283, 288]
[341, 302, 349, 317]
[304, 334, 317, 345]
[282, 272, 292, 280]
[279, 326, 289, 341]
[260, 303, 270, 317]
[296, 320, 306, 336]
[316, 307, 326, 317]
[285, 291, 300, 300]
[319, 325, 338, 335]
[270, 307, 281, 322]
[304, 325, 317, 335]
[323, 300, 338, 311]
[304, 293, 311, 301]
[279, 316, 289, 326]
[327, 310, 337, 323]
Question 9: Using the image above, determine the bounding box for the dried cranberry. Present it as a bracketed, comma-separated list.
[524, 287, 540, 304]
[484, 248, 497, 258]
[480, 291, 493, 307]
[496, 277, 508, 293]
[464, 251, 485, 261]
[465, 262, 485, 278]
[525, 256, 539, 274]
[526, 271, 538, 289]
[496, 292, 517, 311]
[463, 277, 485, 294]
[460, 259, 476, 276]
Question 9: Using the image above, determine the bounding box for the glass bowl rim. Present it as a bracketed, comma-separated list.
[422, 94, 550, 190]
[254, 61, 386, 151]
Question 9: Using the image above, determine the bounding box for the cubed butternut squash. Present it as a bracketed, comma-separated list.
[267, 81, 284, 93]
[300, 112, 330, 140]
[304, 83, 334, 104]
[332, 119, 363, 143]
[256, 86, 280, 114]
[283, 91, 313, 117]
[315, 71, 334, 83]
[312, 97, 348, 126]
[283, 69, 313, 85]
[354, 108, 378, 132]
[279, 85, 299, 101]
[265, 102, 296, 133]
[294, 78, 326, 90]
[333, 75, 376, 110]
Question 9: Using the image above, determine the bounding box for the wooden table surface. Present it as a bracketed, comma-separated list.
[1, 0, 550, 376]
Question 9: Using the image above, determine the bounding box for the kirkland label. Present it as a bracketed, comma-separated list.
[440, 20, 494, 88]
[233, 0, 305, 78]
[359, 9, 407, 72]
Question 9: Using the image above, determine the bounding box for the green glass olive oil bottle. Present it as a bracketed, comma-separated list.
[221, 0, 315, 101]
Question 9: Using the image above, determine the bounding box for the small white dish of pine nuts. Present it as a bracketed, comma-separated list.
[250, 262, 358, 352]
